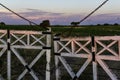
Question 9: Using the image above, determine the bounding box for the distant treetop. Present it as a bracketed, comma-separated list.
[0, 22, 6, 26]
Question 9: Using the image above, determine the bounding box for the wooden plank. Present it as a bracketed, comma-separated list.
[76, 58, 92, 77]
[93, 62, 97, 80]
[97, 58, 118, 80]
[58, 56, 75, 79]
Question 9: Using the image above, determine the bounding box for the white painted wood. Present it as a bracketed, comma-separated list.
[93, 62, 97, 80]
[60, 37, 91, 41]
[30, 35, 46, 46]
[76, 58, 92, 77]
[0, 30, 7, 39]
[54, 36, 61, 80]
[71, 40, 75, 54]
[11, 45, 43, 49]
[97, 58, 118, 80]
[74, 40, 91, 54]
[95, 36, 120, 40]
[27, 34, 30, 45]
[57, 41, 71, 53]
[118, 41, 120, 59]
[55, 56, 60, 80]
[0, 47, 7, 57]
[0, 30, 7, 80]
[0, 30, 51, 80]
[11, 34, 26, 45]
[46, 29, 51, 80]
[96, 40, 118, 56]
[96, 55, 120, 61]
[1, 29, 120, 80]
[61, 53, 91, 58]
[0, 40, 6, 46]
[7, 50, 11, 80]
[10, 30, 42, 34]
[54, 36, 120, 80]
[58, 56, 75, 79]
[18, 50, 45, 80]
[11, 47, 39, 80]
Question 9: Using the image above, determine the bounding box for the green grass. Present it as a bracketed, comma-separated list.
[1, 25, 120, 37]
[52, 25, 120, 37]
[0, 25, 46, 31]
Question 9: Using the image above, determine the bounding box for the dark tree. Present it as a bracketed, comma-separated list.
[97, 24, 101, 26]
[0, 22, 6, 26]
[71, 22, 80, 26]
[114, 23, 119, 26]
[104, 23, 109, 26]
[40, 20, 50, 27]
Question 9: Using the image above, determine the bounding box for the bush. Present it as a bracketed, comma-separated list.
[103, 23, 109, 26]
[97, 24, 101, 26]
[114, 23, 119, 26]
[0, 22, 6, 26]
[40, 20, 50, 27]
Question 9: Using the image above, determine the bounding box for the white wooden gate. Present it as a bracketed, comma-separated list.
[53, 36, 120, 80]
[1, 29, 120, 80]
[0, 29, 51, 80]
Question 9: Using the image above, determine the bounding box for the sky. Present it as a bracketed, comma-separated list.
[0, 0, 120, 25]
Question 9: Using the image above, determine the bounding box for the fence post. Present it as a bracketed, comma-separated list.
[118, 41, 120, 59]
[91, 36, 97, 80]
[53, 36, 61, 80]
[46, 28, 51, 80]
[7, 29, 11, 80]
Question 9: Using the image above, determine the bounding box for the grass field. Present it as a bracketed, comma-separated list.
[1, 25, 120, 37]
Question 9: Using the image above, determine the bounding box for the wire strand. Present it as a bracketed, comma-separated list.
[65, 0, 109, 37]
[79, 0, 109, 24]
[0, 3, 49, 30]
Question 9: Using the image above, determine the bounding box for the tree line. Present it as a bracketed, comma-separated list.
[0, 20, 119, 26]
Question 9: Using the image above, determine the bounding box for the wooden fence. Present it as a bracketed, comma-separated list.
[0, 29, 120, 80]
[53, 36, 120, 80]
[0, 29, 51, 80]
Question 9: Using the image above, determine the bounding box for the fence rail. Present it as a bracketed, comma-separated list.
[1, 29, 120, 80]
[53, 36, 120, 80]
[0, 29, 51, 80]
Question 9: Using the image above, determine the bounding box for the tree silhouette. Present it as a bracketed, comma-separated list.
[114, 23, 119, 26]
[71, 22, 80, 26]
[40, 20, 50, 27]
[104, 23, 109, 26]
[0, 22, 6, 26]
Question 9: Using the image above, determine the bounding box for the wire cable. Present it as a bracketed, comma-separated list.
[79, 0, 109, 24]
[0, 3, 49, 30]
[65, 0, 109, 37]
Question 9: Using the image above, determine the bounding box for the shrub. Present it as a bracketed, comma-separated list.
[40, 20, 50, 27]
[103, 23, 109, 26]
[0, 22, 6, 26]
[114, 23, 119, 26]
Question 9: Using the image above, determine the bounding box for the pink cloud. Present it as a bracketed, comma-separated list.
[0, 9, 120, 25]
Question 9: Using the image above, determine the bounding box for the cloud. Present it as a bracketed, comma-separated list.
[0, 9, 120, 25]
[95, 13, 120, 17]
[22, 8, 64, 17]
[77, 13, 120, 25]
[0, 9, 84, 25]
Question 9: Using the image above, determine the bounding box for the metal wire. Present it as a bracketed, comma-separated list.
[79, 0, 109, 24]
[0, 3, 49, 30]
[64, 0, 109, 37]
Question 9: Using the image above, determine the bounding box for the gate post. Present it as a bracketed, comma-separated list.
[91, 36, 97, 80]
[46, 28, 51, 80]
[7, 29, 11, 80]
[53, 36, 61, 80]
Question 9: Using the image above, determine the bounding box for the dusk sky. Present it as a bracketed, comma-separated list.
[0, 0, 120, 25]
